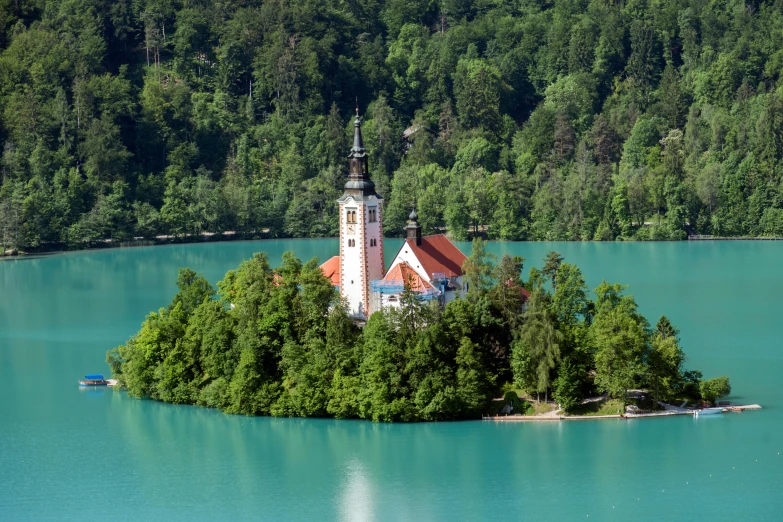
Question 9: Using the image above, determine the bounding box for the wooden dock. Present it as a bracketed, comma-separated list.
[689, 235, 783, 241]
[724, 404, 762, 411]
[483, 404, 762, 422]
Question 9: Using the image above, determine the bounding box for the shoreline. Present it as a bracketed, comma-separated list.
[483, 404, 762, 422]
[1, 230, 275, 259]
[6, 233, 783, 259]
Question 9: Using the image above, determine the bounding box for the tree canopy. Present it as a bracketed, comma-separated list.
[3, 0, 783, 251]
[108, 245, 727, 419]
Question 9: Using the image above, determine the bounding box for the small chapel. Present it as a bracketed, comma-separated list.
[319, 112, 468, 320]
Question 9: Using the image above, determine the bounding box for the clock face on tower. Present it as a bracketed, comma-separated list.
[347, 224, 356, 235]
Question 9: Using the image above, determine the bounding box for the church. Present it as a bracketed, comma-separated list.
[319, 112, 468, 319]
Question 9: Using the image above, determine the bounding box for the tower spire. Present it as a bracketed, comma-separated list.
[405, 205, 422, 245]
[336, 105, 384, 321]
[344, 108, 376, 197]
[351, 112, 365, 159]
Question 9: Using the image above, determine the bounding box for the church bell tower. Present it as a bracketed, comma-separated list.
[338, 110, 384, 319]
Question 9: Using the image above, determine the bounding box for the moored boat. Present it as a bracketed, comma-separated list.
[79, 374, 108, 386]
[694, 407, 724, 416]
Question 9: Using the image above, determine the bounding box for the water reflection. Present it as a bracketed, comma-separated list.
[339, 458, 374, 522]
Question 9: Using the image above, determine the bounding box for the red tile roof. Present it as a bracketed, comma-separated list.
[403, 234, 467, 278]
[320, 256, 340, 286]
[382, 261, 436, 291]
[504, 279, 531, 300]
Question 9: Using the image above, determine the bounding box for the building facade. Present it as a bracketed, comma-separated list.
[371, 210, 466, 310]
[320, 113, 467, 318]
[336, 112, 385, 319]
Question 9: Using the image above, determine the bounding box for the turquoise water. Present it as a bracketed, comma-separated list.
[1, 240, 782, 520]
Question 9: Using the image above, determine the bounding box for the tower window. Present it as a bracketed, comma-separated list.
[348, 239, 355, 247]
[368, 208, 377, 222]
[346, 209, 357, 223]
[370, 238, 377, 247]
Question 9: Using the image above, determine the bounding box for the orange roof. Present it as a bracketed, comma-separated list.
[383, 261, 436, 291]
[504, 279, 531, 300]
[403, 234, 467, 278]
[320, 256, 340, 286]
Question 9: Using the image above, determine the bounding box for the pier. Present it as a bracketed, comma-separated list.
[483, 404, 762, 422]
[688, 235, 783, 241]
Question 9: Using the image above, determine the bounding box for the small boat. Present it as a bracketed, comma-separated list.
[694, 407, 724, 416]
[79, 374, 108, 386]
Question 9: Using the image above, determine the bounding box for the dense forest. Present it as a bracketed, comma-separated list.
[107, 244, 730, 420]
[2, 0, 783, 251]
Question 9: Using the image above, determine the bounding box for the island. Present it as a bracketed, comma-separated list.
[106, 242, 747, 422]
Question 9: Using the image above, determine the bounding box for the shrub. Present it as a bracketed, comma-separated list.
[502, 390, 530, 415]
[699, 376, 731, 405]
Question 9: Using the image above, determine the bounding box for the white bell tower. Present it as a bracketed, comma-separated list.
[338, 111, 384, 319]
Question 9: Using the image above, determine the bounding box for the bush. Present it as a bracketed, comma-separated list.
[699, 376, 731, 405]
[502, 391, 530, 415]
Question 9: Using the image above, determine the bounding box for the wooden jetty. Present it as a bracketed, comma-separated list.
[724, 404, 762, 411]
[483, 404, 762, 422]
[688, 235, 783, 241]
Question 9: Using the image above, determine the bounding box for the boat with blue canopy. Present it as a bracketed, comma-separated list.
[79, 374, 108, 386]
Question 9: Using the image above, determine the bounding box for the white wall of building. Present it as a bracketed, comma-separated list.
[383, 245, 466, 308]
[339, 197, 384, 318]
[387, 245, 430, 282]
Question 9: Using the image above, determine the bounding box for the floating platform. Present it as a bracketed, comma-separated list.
[724, 404, 761, 411]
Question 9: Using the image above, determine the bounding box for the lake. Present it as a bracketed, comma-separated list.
[1, 239, 782, 520]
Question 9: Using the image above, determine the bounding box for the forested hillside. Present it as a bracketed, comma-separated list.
[2, 0, 783, 250]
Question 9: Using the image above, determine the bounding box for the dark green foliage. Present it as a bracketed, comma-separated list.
[110, 249, 720, 421]
[500, 390, 530, 416]
[3, 2, 783, 250]
[700, 376, 731, 405]
[552, 357, 581, 413]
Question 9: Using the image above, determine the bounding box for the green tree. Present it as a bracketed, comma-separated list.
[699, 376, 731, 405]
[541, 251, 564, 290]
[590, 282, 648, 407]
[647, 316, 685, 402]
[456, 337, 493, 416]
[461, 238, 496, 298]
[552, 357, 582, 412]
[454, 58, 504, 134]
[514, 289, 563, 402]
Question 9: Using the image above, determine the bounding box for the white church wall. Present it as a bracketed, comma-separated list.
[363, 204, 385, 286]
[339, 197, 385, 319]
[339, 197, 364, 317]
[387, 244, 431, 282]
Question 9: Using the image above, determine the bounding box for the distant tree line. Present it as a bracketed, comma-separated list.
[3, 0, 783, 251]
[107, 242, 730, 420]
